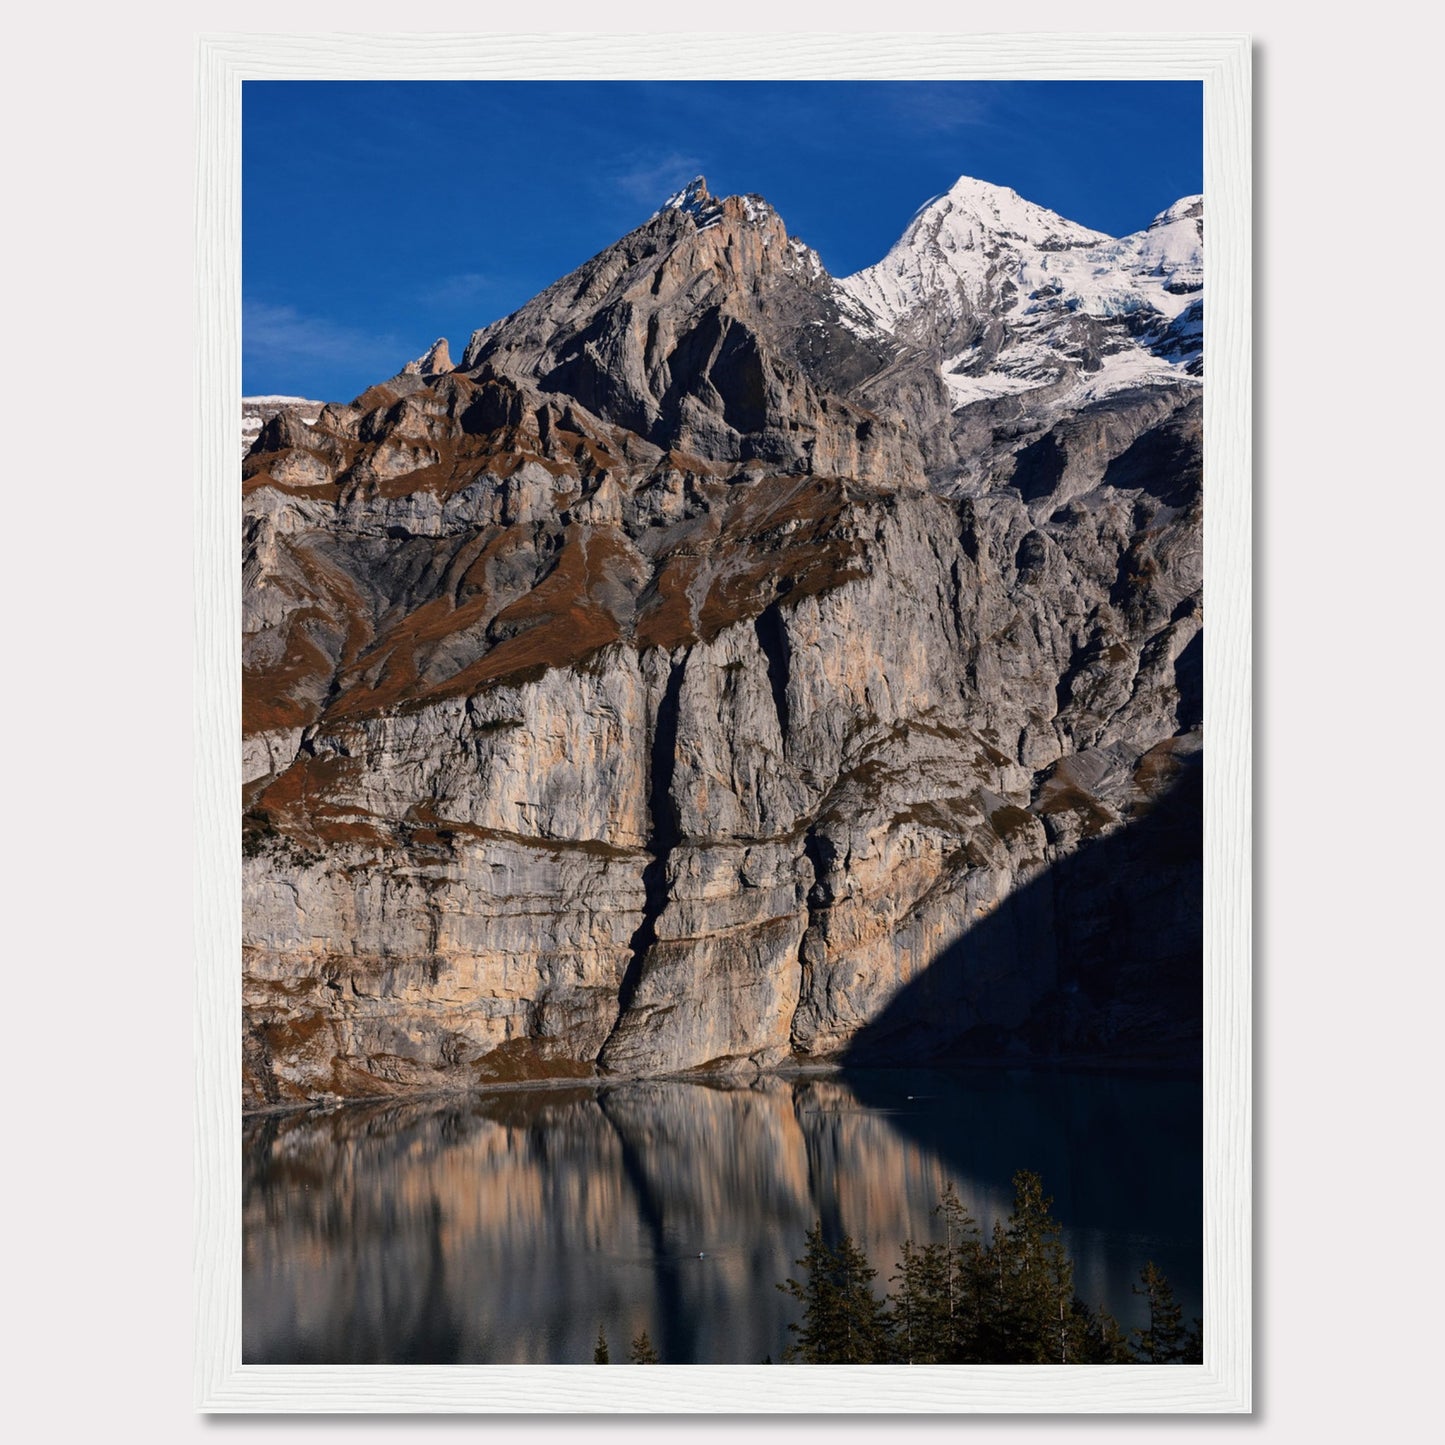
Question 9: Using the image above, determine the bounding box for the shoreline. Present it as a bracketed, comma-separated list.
[240, 1053, 1201, 1121]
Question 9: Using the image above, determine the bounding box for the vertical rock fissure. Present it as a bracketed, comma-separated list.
[753, 604, 792, 744]
[788, 826, 834, 1052]
[604, 650, 689, 1049]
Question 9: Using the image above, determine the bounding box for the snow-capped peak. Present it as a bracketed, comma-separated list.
[657, 175, 716, 220]
[653, 176, 785, 238]
[836, 177, 1114, 338]
[1149, 194, 1204, 228]
[840, 177, 1204, 335]
[928, 175, 1111, 250]
[1124, 197, 1203, 296]
[837, 180, 1205, 416]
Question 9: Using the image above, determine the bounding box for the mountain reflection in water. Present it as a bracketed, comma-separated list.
[242, 1069, 1201, 1365]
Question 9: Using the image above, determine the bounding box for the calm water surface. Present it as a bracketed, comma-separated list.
[243, 1069, 1201, 1364]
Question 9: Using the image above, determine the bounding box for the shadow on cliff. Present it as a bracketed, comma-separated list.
[817, 1066, 1203, 1326]
[842, 749, 1203, 1072]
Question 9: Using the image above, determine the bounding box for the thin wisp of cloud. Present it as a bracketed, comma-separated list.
[243, 301, 408, 379]
[882, 84, 1000, 135]
[605, 150, 706, 208]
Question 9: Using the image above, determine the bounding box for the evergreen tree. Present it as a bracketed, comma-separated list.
[982, 1170, 1088, 1363]
[778, 1222, 837, 1363]
[628, 1329, 659, 1364]
[1131, 1262, 1188, 1363]
[890, 1238, 933, 1364]
[593, 1326, 610, 1364]
[891, 1183, 985, 1363]
[935, 1181, 986, 1362]
[779, 1221, 893, 1363]
[1079, 1302, 1134, 1364]
[775, 1174, 1203, 1367]
[972, 1213, 1016, 1361]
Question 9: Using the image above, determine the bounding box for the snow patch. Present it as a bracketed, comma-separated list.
[787, 237, 826, 281]
[741, 194, 775, 225]
[943, 339, 1199, 414]
[942, 366, 1054, 408]
[835, 176, 1205, 414]
[839, 177, 1203, 332]
[655, 176, 719, 224]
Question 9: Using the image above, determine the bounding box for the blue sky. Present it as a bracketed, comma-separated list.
[243, 81, 1202, 401]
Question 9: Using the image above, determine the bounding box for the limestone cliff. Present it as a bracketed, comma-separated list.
[242, 176, 1203, 1106]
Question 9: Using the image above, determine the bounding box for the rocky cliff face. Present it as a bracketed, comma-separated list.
[241, 395, 324, 458]
[242, 176, 1203, 1107]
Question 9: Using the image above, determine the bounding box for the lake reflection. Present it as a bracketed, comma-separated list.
[243, 1069, 1201, 1364]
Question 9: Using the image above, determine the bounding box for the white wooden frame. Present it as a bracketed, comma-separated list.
[195, 32, 1250, 1413]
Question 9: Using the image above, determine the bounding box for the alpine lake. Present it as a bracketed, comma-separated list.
[243, 1067, 1201, 1365]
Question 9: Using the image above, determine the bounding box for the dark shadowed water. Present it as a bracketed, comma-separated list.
[242, 1068, 1201, 1364]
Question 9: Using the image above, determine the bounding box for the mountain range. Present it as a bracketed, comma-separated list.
[241, 175, 1203, 1106]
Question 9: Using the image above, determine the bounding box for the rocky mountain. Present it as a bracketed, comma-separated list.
[241, 395, 324, 458]
[241, 175, 1203, 1108]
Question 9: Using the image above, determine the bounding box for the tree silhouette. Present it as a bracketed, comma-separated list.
[628, 1329, 659, 1364]
[1081, 1302, 1134, 1364]
[778, 1222, 893, 1363]
[971, 1169, 1093, 1363]
[1131, 1262, 1199, 1363]
[890, 1183, 984, 1362]
[773, 1174, 1199, 1366]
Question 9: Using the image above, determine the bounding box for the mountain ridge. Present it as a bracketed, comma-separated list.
[240, 171, 1204, 1106]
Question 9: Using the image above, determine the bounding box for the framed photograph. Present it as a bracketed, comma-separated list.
[197, 31, 1250, 1412]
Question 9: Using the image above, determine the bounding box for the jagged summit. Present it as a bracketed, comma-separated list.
[449, 170, 907, 481]
[403, 336, 453, 377]
[650, 174, 785, 236]
[657, 174, 716, 220]
[431, 171, 1203, 493]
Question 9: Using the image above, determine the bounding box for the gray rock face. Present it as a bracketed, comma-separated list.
[404, 336, 454, 378]
[241, 176, 1203, 1107]
[241, 396, 323, 458]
